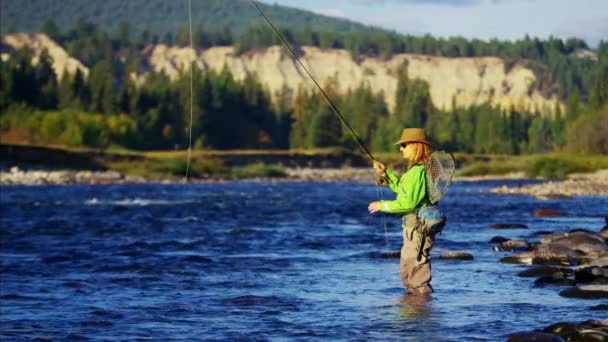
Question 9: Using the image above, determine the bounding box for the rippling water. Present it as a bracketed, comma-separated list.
[1, 180, 606, 340]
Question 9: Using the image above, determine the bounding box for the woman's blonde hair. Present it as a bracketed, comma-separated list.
[407, 142, 431, 169]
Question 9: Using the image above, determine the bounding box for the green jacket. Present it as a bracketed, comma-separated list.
[379, 164, 429, 229]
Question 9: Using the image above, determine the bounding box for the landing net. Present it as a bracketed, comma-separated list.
[426, 151, 456, 204]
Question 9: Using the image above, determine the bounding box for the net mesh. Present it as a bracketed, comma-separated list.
[426, 151, 456, 204]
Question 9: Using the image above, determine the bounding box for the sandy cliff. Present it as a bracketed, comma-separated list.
[143, 44, 562, 113]
[2, 33, 562, 113]
[1, 33, 89, 80]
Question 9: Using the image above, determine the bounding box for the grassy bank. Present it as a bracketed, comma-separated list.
[3, 143, 608, 180]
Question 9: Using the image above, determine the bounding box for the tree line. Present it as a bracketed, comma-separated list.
[2, 44, 606, 154]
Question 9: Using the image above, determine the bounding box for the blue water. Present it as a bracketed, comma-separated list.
[1, 180, 607, 340]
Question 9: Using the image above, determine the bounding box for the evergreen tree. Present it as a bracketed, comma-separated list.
[36, 49, 58, 109]
[289, 86, 310, 149]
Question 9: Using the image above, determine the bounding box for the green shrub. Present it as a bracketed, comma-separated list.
[233, 162, 287, 179]
[456, 162, 518, 177]
[525, 157, 589, 179]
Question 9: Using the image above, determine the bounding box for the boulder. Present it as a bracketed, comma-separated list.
[559, 285, 608, 299]
[500, 245, 581, 266]
[540, 231, 607, 254]
[574, 266, 608, 283]
[507, 332, 565, 342]
[490, 236, 510, 243]
[438, 251, 474, 260]
[517, 265, 573, 278]
[534, 276, 575, 287]
[493, 239, 530, 251]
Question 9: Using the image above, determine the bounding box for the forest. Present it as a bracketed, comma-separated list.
[1, 18, 607, 154]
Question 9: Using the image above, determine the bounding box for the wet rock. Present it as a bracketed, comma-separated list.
[533, 276, 575, 287]
[533, 209, 562, 217]
[575, 266, 608, 283]
[578, 254, 608, 267]
[534, 193, 572, 200]
[438, 251, 474, 260]
[590, 304, 608, 311]
[490, 236, 510, 243]
[601, 217, 608, 239]
[559, 285, 608, 299]
[493, 239, 530, 251]
[542, 320, 608, 342]
[500, 245, 580, 266]
[540, 231, 607, 254]
[543, 322, 582, 336]
[490, 223, 528, 229]
[507, 332, 564, 342]
[517, 265, 573, 278]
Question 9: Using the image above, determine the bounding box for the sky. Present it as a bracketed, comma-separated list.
[258, 0, 608, 47]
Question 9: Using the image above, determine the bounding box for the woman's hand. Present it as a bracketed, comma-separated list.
[373, 161, 386, 175]
[368, 201, 382, 213]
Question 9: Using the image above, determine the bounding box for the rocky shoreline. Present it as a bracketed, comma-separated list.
[494, 221, 608, 340]
[491, 169, 608, 197]
[0, 166, 379, 185]
[3, 167, 608, 195]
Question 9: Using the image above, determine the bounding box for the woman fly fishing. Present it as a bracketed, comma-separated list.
[368, 128, 446, 295]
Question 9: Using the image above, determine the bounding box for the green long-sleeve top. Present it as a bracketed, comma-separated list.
[379, 164, 429, 229]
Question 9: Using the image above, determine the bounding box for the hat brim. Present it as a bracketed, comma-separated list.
[393, 139, 432, 146]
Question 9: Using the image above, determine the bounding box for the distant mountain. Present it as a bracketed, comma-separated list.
[0, 0, 378, 37]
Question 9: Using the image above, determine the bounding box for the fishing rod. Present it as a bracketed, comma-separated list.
[247, 0, 376, 162]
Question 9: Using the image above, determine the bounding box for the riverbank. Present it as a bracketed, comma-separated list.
[491, 169, 608, 197]
[4, 165, 608, 199]
[0, 166, 378, 185]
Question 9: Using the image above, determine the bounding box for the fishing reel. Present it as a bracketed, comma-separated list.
[376, 172, 389, 186]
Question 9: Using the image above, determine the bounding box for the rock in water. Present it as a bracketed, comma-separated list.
[559, 285, 608, 299]
[533, 209, 562, 216]
[438, 251, 474, 260]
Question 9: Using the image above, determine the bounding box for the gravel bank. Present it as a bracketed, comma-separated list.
[491, 169, 608, 197]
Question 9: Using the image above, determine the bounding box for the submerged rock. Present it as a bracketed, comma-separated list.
[438, 251, 474, 260]
[490, 236, 510, 243]
[559, 285, 608, 299]
[534, 276, 575, 287]
[517, 265, 573, 278]
[511, 320, 608, 342]
[493, 239, 530, 252]
[540, 231, 607, 254]
[490, 223, 528, 229]
[533, 209, 562, 217]
[507, 332, 564, 342]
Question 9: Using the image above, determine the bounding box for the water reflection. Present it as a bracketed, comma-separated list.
[398, 293, 432, 322]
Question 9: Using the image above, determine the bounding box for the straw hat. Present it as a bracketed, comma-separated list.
[394, 128, 431, 146]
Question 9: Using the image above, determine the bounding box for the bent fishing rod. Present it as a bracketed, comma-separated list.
[247, 0, 376, 163]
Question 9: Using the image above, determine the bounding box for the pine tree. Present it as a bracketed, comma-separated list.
[37, 49, 58, 109]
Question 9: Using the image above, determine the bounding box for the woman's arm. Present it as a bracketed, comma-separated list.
[380, 165, 427, 214]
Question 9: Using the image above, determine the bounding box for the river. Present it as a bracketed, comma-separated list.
[1, 180, 606, 340]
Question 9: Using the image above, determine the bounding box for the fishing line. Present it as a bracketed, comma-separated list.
[247, 0, 375, 163]
[248, 0, 392, 254]
[185, 0, 194, 181]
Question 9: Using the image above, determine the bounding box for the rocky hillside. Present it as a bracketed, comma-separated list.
[2, 33, 562, 113]
[1, 33, 88, 80]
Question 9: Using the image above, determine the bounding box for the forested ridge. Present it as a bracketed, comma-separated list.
[1, 1, 607, 154]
